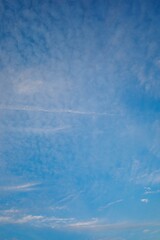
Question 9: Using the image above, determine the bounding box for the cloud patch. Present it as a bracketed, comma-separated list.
[0, 182, 40, 192]
[141, 198, 149, 203]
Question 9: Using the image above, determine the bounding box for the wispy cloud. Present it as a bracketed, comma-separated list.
[0, 209, 20, 214]
[143, 229, 150, 233]
[15, 215, 44, 224]
[0, 212, 74, 228]
[67, 220, 160, 231]
[99, 199, 123, 211]
[0, 182, 40, 192]
[5, 126, 70, 134]
[16, 80, 43, 95]
[147, 171, 160, 184]
[0, 216, 13, 223]
[50, 206, 67, 211]
[0, 105, 123, 116]
[130, 161, 160, 185]
[68, 218, 98, 229]
[144, 189, 160, 195]
[0, 1, 160, 239]
[55, 191, 84, 205]
[0, 215, 43, 224]
[0, 211, 160, 233]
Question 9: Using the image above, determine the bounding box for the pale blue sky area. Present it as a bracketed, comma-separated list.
[0, 0, 160, 239]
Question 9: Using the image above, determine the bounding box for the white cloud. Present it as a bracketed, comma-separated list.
[0, 211, 160, 233]
[145, 189, 160, 195]
[0, 209, 20, 214]
[50, 205, 67, 211]
[6, 126, 70, 134]
[144, 171, 160, 185]
[144, 186, 160, 195]
[68, 218, 98, 229]
[141, 198, 149, 203]
[0, 215, 44, 224]
[67, 220, 160, 231]
[99, 199, 123, 211]
[143, 229, 150, 233]
[16, 80, 43, 95]
[0, 104, 122, 116]
[15, 215, 44, 224]
[0, 216, 13, 223]
[130, 166, 160, 185]
[0, 182, 40, 192]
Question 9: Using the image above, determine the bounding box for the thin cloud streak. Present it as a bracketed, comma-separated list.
[0, 211, 160, 232]
[5, 126, 70, 134]
[15, 215, 44, 224]
[0, 215, 43, 224]
[67, 221, 160, 231]
[99, 199, 123, 211]
[0, 105, 123, 116]
[0, 182, 40, 192]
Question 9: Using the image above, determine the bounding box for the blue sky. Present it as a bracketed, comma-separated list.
[0, 0, 160, 239]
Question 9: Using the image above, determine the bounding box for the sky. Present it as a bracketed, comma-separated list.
[0, 0, 160, 239]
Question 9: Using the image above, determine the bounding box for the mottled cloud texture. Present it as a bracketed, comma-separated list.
[0, 1, 160, 240]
